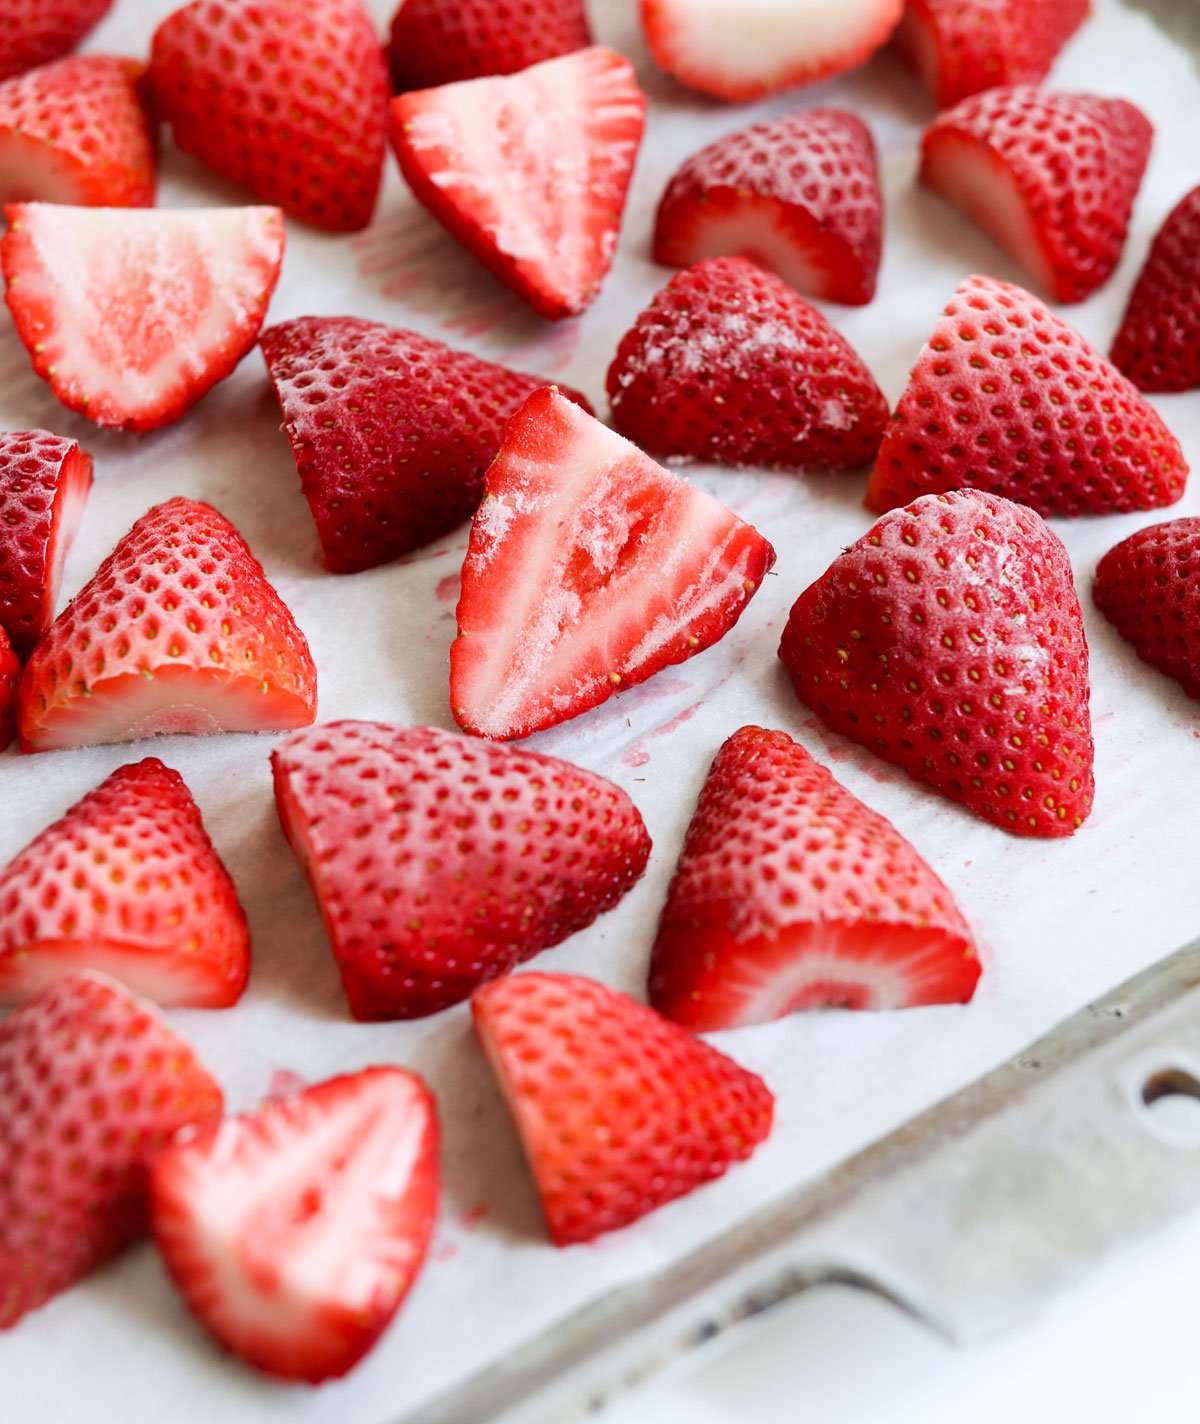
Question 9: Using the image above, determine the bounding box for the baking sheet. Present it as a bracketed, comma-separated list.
[2, 1, 1199, 1419]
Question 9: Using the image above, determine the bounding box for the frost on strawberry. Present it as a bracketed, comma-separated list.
[0, 0, 113, 82]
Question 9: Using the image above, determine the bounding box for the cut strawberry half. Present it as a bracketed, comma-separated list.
[649, 725, 980, 1031]
[388, 0, 592, 91]
[17, 497, 317, 753]
[390, 47, 646, 320]
[0, 758, 249, 1008]
[451, 387, 775, 741]
[473, 972, 774, 1245]
[150, 1067, 439, 1383]
[0, 627, 17, 751]
[0, 0, 112, 82]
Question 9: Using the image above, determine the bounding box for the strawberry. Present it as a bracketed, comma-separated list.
[639, 0, 903, 101]
[388, 0, 592, 91]
[0, 0, 112, 82]
[649, 725, 980, 1031]
[17, 497, 317, 754]
[779, 489, 1095, 837]
[0, 55, 155, 209]
[149, 0, 388, 232]
[895, 0, 1090, 109]
[150, 1067, 438, 1382]
[865, 275, 1188, 517]
[0, 758, 249, 1008]
[606, 257, 888, 471]
[451, 387, 775, 741]
[1093, 518, 1200, 701]
[0, 429, 92, 658]
[920, 87, 1152, 304]
[390, 47, 646, 321]
[0, 970, 223, 1329]
[272, 721, 651, 1020]
[1110, 186, 1200, 393]
[0, 627, 17, 751]
[473, 972, 773, 1245]
[2, 202, 285, 432]
[653, 110, 883, 306]
[260, 317, 592, 573]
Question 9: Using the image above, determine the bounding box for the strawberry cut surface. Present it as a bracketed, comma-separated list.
[0, 0, 112, 82]
[0, 627, 17, 751]
[1110, 186, 1200, 393]
[388, 0, 592, 91]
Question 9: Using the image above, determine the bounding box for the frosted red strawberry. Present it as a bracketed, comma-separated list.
[473, 972, 774, 1245]
[0, 0, 112, 82]
[1110, 186, 1200, 393]
[0, 628, 17, 751]
[388, 0, 592, 90]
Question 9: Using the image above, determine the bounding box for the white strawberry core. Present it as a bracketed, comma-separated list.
[0, 938, 228, 1008]
[43, 448, 91, 619]
[664, 201, 840, 302]
[0, 136, 80, 205]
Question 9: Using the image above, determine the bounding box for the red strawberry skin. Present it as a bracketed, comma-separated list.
[149, 0, 388, 232]
[388, 0, 592, 91]
[260, 317, 592, 573]
[0, 627, 17, 750]
[273, 721, 651, 1020]
[0, 0, 112, 82]
[0, 758, 250, 1008]
[649, 726, 980, 1031]
[473, 972, 774, 1246]
[0, 971, 223, 1329]
[653, 110, 883, 306]
[17, 497, 317, 754]
[607, 256, 889, 471]
[866, 275, 1188, 517]
[779, 490, 1095, 837]
[1111, 186, 1200, 393]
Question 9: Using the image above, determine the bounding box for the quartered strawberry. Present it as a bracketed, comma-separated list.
[451, 387, 775, 741]
[388, 0, 592, 91]
[0, 429, 91, 659]
[2, 202, 285, 432]
[0, 971, 223, 1329]
[272, 721, 651, 1019]
[779, 490, 1094, 837]
[473, 972, 773, 1246]
[0, 758, 249, 1007]
[653, 110, 883, 306]
[17, 497, 316, 753]
[0, 55, 155, 208]
[640, 0, 903, 101]
[895, 0, 1090, 109]
[260, 316, 591, 574]
[921, 87, 1152, 304]
[149, 0, 388, 232]
[390, 47, 646, 320]
[1093, 518, 1200, 701]
[0, 627, 17, 751]
[649, 725, 980, 1031]
[606, 257, 888, 471]
[1110, 186, 1200, 393]
[151, 1067, 438, 1383]
[0, 0, 112, 82]
[866, 275, 1188, 517]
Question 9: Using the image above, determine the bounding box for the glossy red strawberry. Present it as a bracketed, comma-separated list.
[0, 0, 112, 82]
[1110, 186, 1200, 393]
[866, 276, 1188, 517]
[390, 47, 646, 320]
[0, 627, 17, 751]
[779, 490, 1095, 837]
[452, 387, 775, 741]
[653, 111, 883, 306]
[921, 87, 1152, 303]
[0, 971, 223, 1329]
[607, 257, 888, 471]
[473, 972, 774, 1245]
[149, 0, 388, 231]
[260, 317, 591, 573]
[18, 497, 316, 753]
[388, 0, 592, 91]
[273, 721, 651, 1020]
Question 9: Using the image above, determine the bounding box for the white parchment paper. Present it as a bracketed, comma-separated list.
[2, 1, 1199, 1419]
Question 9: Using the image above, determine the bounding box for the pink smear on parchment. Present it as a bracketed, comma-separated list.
[436, 573, 460, 604]
[800, 716, 896, 786]
[622, 743, 650, 768]
[263, 1068, 308, 1104]
[619, 698, 705, 768]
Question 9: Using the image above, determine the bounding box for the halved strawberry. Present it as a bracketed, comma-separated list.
[17, 497, 317, 753]
[0, 758, 249, 1007]
[390, 47, 646, 320]
[0, 627, 17, 750]
[653, 110, 883, 306]
[260, 316, 592, 573]
[649, 725, 980, 1031]
[388, 0, 592, 91]
[0, 0, 112, 82]
[0, 428, 92, 658]
[2, 202, 285, 431]
[865, 275, 1188, 517]
[1110, 186, 1200, 393]
[451, 387, 775, 741]
[640, 0, 903, 101]
[779, 489, 1095, 837]
[473, 972, 774, 1246]
[273, 721, 651, 1019]
[151, 1068, 438, 1382]
[0, 970, 223, 1329]
[606, 257, 888, 471]
[920, 87, 1152, 303]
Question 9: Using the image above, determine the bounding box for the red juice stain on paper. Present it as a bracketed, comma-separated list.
[263, 1068, 308, 1104]
[436, 573, 460, 604]
[622, 742, 650, 768]
[458, 1203, 488, 1230]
